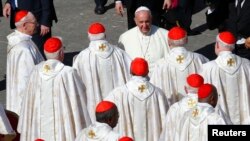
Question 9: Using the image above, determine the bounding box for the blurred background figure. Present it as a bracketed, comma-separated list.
[0, 0, 3, 18]
[226, 0, 250, 60]
[94, 0, 107, 14]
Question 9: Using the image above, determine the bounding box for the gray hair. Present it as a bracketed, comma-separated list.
[15, 12, 35, 27]
[44, 49, 63, 60]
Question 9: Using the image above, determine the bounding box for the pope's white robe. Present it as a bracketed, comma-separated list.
[150, 47, 208, 105]
[175, 103, 227, 141]
[159, 93, 232, 141]
[6, 30, 44, 115]
[0, 103, 16, 140]
[73, 40, 131, 122]
[105, 76, 169, 141]
[201, 51, 250, 124]
[75, 122, 120, 141]
[118, 25, 170, 74]
[18, 60, 91, 141]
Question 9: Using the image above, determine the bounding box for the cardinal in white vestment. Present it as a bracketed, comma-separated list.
[175, 84, 228, 141]
[6, 10, 44, 115]
[201, 31, 250, 124]
[150, 26, 209, 105]
[159, 74, 204, 141]
[159, 74, 232, 141]
[105, 58, 169, 141]
[18, 37, 91, 141]
[118, 6, 170, 74]
[0, 103, 16, 141]
[73, 22, 131, 122]
[75, 101, 120, 141]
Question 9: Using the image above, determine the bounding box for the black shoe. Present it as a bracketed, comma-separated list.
[94, 6, 106, 15]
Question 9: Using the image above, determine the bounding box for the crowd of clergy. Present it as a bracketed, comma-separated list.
[0, 5, 250, 141]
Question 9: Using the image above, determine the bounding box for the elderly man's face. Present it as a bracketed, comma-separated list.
[134, 11, 152, 35]
[24, 14, 38, 35]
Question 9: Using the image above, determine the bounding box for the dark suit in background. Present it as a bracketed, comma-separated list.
[0, 0, 3, 17]
[177, 0, 196, 32]
[6, 0, 57, 57]
[94, 0, 108, 14]
[226, 0, 250, 59]
[115, 0, 165, 29]
[205, 0, 230, 31]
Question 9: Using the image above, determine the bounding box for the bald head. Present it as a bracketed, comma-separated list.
[134, 8, 152, 35]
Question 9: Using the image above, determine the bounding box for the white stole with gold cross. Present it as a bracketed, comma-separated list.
[215, 51, 241, 75]
[126, 76, 154, 101]
[89, 40, 114, 59]
[166, 47, 193, 71]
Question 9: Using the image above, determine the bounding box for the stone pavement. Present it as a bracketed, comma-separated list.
[0, 0, 218, 105]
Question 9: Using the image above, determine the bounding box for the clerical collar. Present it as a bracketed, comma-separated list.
[218, 51, 233, 56]
[187, 92, 197, 96]
[170, 46, 186, 52]
[197, 102, 213, 108]
[90, 39, 107, 44]
[131, 76, 147, 82]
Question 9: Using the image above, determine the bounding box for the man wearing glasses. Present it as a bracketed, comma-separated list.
[3, 0, 57, 57]
[6, 10, 44, 115]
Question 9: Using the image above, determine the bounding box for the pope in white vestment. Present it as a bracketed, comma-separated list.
[18, 37, 91, 141]
[150, 27, 208, 105]
[73, 23, 131, 122]
[0, 103, 16, 141]
[6, 10, 44, 115]
[105, 58, 168, 141]
[175, 84, 228, 141]
[118, 7, 170, 74]
[201, 31, 250, 124]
